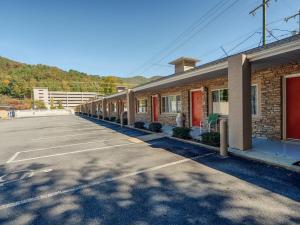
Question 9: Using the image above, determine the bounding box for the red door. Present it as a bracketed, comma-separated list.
[191, 91, 203, 127]
[152, 96, 159, 122]
[287, 76, 300, 139]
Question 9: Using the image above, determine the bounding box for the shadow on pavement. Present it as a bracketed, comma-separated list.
[80, 115, 300, 203]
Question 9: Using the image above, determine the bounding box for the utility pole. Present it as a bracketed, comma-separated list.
[285, 9, 300, 34]
[250, 0, 272, 47]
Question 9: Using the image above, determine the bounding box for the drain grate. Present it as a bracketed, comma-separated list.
[292, 161, 300, 166]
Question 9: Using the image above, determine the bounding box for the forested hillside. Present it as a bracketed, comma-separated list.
[0, 56, 162, 99]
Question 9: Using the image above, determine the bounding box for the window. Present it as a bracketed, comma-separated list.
[212, 86, 258, 116]
[123, 102, 128, 111]
[162, 95, 181, 113]
[137, 99, 147, 113]
[212, 89, 229, 115]
[111, 102, 117, 112]
[251, 85, 258, 116]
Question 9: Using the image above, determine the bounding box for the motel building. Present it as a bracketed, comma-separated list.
[76, 35, 300, 165]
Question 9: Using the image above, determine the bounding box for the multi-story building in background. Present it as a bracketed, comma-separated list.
[33, 87, 102, 109]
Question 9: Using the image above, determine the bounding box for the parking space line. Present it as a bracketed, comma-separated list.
[0, 152, 215, 210]
[32, 130, 113, 141]
[7, 142, 139, 164]
[22, 139, 127, 153]
[6, 152, 20, 164]
[5, 138, 128, 164]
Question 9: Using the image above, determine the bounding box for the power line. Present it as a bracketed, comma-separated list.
[249, 0, 276, 46]
[139, 0, 241, 75]
[129, 0, 238, 76]
[285, 9, 300, 34]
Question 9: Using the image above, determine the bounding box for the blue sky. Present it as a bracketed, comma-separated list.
[0, 0, 299, 77]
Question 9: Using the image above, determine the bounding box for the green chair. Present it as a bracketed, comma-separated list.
[208, 113, 219, 132]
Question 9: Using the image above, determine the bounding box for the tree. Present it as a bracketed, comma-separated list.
[57, 100, 64, 109]
[50, 98, 56, 110]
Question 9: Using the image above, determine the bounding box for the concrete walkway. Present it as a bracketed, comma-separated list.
[229, 138, 300, 173]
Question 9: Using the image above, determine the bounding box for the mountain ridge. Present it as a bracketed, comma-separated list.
[0, 56, 163, 98]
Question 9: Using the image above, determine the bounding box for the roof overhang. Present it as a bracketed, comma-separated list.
[104, 91, 127, 100]
[133, 36, 300, 92]
[134, 61, 228, 92]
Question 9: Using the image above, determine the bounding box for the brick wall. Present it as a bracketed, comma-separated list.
[252, 63, 300, 140]
[134, 75, 228, 126]
[134, 62, 300, 140]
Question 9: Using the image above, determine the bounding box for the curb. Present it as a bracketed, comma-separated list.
[79, 114, 300, 173]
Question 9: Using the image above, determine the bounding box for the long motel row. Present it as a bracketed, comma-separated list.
[76, 35, 300, 152]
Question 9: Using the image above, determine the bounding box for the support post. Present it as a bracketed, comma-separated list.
[102, 99, 107, 119]
[228, 54, 252, 150]
[127, 89, 135, 126]
[220, 119, 228, 157]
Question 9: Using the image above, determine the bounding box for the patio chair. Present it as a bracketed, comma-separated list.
[200, 113, 219, 133]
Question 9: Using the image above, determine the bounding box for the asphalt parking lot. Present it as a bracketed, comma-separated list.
[0, 115, 299, 225]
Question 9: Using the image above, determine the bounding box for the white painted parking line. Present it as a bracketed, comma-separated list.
[42, 127, 105, 133]
[7, 142, 139, 163]
[0, 152, 215, 210]
[22, 139, 126, 153]
[6, 138, 128, 163]
[32, 130, 114, 141]
[6, 152, 20, 164]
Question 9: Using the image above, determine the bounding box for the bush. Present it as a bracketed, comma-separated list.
[104, 117, 110, 121]
[110, 117, 116, 122]
[34, 100, 47, 109]
[172, 127, 191, 139]
[134, 121, 145, 129]
[116, 118, 121, 123]
[122, 118, 128, 125]
[201, 132, 220, 147]
[148, 122, 162, 132]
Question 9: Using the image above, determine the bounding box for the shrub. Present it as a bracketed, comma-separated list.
[110, 117, 116, 122]
[172, 127, 191, 139]
[34, 100, 47, 109]
[149, 122, 162, 132]
[201, 132, 220, 147]
[116, 118, 121, 123]
[122, 118, 128, 125]
[134, 121, 145, 129]
[57, 100, 64, 109]
[104, 117, 110, 121]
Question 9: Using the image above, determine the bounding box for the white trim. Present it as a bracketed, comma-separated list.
[136, 98, 147, 114]
[211, 88, 229, 116]
[283, 73, 300, 140]
[161, 94, 181, 114]
[248, 39, 300, 61]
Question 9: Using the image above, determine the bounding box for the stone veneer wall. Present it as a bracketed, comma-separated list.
[252, 63, 300, 140]
[134, 62, 300, 140]
[134, 75, 228, 126]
